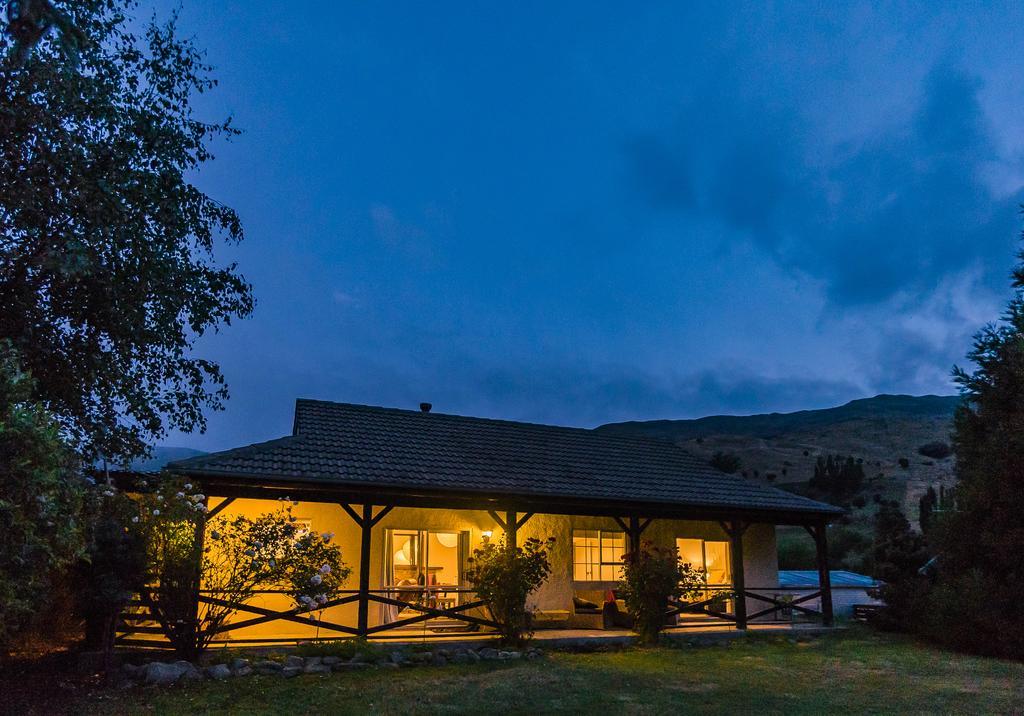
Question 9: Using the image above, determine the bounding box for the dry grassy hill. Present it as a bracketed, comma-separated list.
[597, 394, 959, 519]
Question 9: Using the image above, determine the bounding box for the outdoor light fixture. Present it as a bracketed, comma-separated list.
[481, 530, 493, 543]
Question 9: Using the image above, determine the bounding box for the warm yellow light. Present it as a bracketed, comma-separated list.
[481, 530, 493, 542]
[435, 532, 459, 549]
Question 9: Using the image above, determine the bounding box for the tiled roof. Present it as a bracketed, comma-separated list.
[168, 400, 842, 517]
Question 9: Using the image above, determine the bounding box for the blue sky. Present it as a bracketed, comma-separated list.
[156, 1, 1024, 450]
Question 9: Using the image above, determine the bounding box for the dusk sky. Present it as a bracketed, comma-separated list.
[157, 2, 1024, 452]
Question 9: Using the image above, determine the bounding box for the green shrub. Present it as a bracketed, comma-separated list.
[619, 541, 705, 645]
[466, 535, 554, 646]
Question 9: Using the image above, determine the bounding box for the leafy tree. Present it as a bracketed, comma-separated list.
[619, 541, 704, 645]
[808, 454, 864, 501]
[0, 342, 88, 651]
[709, 451, 742, 474]
[1, 0, 252, 464]
[870, 504, 930, 632]
[466, 536, 554, 646]
[922, 249, 1024, 657]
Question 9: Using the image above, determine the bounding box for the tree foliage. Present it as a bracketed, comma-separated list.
[0, 342, 88, 650]
[466, 536, 554, 646]
[808, 454, 864, 501]
[619, 541, 705, 645]
[0, 0, 252, 464]
[709, 451, 742, 474]
[922, 247, 1024, 657]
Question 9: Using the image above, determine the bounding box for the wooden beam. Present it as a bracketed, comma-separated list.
[613, 516, 630, 533]
[813, 521, 835, 627]
[487, 510, 508, 531]
[356, 503, 373, 636]
[506, 510, 517, 550]
[727, 519, 747, 630]
[206, 497, 236, 520]
[369, 505, 394, 528]
[339, 502, 365, 527]
[515, 512, 534, 530]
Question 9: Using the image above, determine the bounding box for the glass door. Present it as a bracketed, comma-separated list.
[385, 529, 466, 622]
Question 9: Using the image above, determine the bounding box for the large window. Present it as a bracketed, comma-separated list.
[677, 538, 732, 586]
[572, 530, 625, 581]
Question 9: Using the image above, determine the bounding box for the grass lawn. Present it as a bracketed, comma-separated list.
[59, 630, 1024, 714]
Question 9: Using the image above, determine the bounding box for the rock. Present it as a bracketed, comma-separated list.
[431, 654, 448, 666]
[465, 649, 481, 662]
[254, 660, 283, 674]
[349, 651, 368, 664]
[525, 650, 541, 660]
[304, 656, 322, 666]
[435, 649, 452, 659]
[281, 666, 302, 678]
[144, 661, 189, 686]
[478, 648, 500, 660]
[389, 651, 408, 666]
[497, 651, 520, 660]
[234, 666, 253, 678]
[451, 651, 473, 664]
[284, 655, 305, 668]
[205, 664, 232, 680]
[230, 658, 250, 671]
[304, 662, 331, 675]
[410, 652, 433, 665]
[122, 662, 142, 679]
[322, 656, 342, 666]
[379, 662, 399, 669]
[176, 661, 204, 682]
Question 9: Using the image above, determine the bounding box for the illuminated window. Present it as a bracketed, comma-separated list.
[677, 538, 731, 586]
[572, 530, 625, 581]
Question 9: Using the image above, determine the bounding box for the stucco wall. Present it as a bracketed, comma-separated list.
[183, 498, 781, 643]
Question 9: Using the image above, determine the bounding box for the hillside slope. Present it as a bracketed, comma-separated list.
[598, 394, 960, 520]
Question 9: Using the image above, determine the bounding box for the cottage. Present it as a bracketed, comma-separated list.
[121, 399, 842, 647]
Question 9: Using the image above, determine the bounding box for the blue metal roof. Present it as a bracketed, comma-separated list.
[779, 570, 879, 588]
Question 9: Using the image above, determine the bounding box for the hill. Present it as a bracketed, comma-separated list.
[125, 446, 207, 473]
[598, 394, 960, 568]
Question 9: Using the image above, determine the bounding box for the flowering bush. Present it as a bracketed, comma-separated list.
[466, 536, 554, 646]
[619, 541, 706, 645]
[126, 481, 350, 658]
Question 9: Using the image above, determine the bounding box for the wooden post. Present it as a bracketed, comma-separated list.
[814, 522, 834, 627]
[357, 503, 373, 637]
[727, 520, 747, 630]
[186, 496, 208, 658]
[628, 516, 641, 552]
[506, 510, 517, 551]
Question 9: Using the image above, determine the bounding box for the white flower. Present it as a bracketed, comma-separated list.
[184, 483, 193, 490]
[192, 494, 205, 502]
[102, 490, 115, 497]
[195, 503, 208, 513]
[244, 548, 256, 557]
[156, 495, 164, 502]
[210, 530, 222, 540]
[310, 574, 322, 586]
[319, 564, 331, 575]
[292, 500, 299, 506]
[152, 509, 160, 516]
[175, 492, 185, 499]
[321, 532, 334, 542]
[131, 516, 140, 524]
[269, 559, 276, 568]
[299, 595, 313, 604]
[316, 594, 327, 605]
[254, 541, 264, 549]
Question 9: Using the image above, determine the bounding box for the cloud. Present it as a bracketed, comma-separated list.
[627, 64, 1022, 308]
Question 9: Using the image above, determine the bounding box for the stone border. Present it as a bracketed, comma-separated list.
[122, 646, 544, 686]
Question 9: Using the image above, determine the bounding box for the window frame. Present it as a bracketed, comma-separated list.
[571, 529, 625, 583]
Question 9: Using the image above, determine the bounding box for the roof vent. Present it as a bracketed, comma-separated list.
[419, 402, 432, 413]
